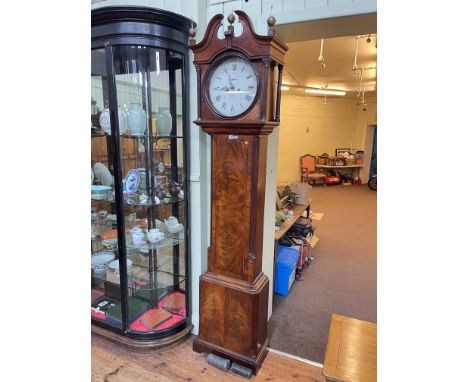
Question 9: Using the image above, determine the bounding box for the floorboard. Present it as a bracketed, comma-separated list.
[92, 334, 326, 382]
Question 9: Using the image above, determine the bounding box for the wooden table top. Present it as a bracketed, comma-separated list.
[274, 198, 312, 240]
[323, 314, 377, 382]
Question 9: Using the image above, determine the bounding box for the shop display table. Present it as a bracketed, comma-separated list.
[275, 198, 312, 241]
[323, 314, 377, 382]
[274, 198, 312, 288]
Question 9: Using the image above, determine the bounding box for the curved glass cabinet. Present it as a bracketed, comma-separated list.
[91, 7, 192, 345]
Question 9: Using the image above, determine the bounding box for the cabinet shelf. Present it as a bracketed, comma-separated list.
[91, 195, 185, 206]
[92, 133, 183, 140]
[92, 231, 184, 251]
[92, 268, 186, 290]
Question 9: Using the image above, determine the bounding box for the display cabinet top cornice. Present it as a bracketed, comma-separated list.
[189, 10, 288, 65]
[91, 6, 194, 32]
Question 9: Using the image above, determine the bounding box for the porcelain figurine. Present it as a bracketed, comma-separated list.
[169, 181, 182, 198]
[155, 184, 166, 199]
[139, 193, 148, 204]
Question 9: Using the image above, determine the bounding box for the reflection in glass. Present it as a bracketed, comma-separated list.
[91, 48, 122, 329]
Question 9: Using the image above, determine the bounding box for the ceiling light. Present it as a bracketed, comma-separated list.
[318, 39, 326, 68]
[353, 36, 359, 73]
[281, 86, 290, 91]
[305, 88, 346, 96]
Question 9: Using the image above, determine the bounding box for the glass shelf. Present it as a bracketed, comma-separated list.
[91, 195, 185, 206]
[92, 133, 183, 140]
[91, 231, 185, 252]
[92, 268, 185, 289]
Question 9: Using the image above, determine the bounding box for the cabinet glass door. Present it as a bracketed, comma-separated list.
[91, 48, 122, 329]
[112, 45, 187, 333]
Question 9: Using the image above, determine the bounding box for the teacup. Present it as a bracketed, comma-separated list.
[167, 223, 183, 234]
[147, 229, 164, 243]
[132, 231, 145, 245]
[130, 226, 142, 234]
[165, 216, 178, 227]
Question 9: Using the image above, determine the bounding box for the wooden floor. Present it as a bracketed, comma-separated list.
[92, 334, 326, 382]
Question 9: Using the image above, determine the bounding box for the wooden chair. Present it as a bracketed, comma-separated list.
[300, 154, 326, 185]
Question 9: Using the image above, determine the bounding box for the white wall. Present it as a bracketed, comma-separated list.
[277, 93, 377, 185]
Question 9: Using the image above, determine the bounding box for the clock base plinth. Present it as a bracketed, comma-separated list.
[193, 335, 269, 375]
[193, 271, 270, 375]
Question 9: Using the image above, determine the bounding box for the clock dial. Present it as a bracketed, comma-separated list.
[207, 56, 258, 117]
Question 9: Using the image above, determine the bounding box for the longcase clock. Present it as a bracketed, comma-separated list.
[189, 11, 288, 374]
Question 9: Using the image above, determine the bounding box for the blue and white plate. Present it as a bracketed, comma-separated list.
[125, 169, 140, 194]
[91, 251, 115, 268]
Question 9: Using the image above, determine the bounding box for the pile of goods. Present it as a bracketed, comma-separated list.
[317, 153, 329, 165]
[328, 156, 347, 166]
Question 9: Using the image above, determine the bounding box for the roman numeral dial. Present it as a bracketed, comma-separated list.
[208, 56, 258, 117]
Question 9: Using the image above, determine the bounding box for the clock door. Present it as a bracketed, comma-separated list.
[209, 134, 253, 280]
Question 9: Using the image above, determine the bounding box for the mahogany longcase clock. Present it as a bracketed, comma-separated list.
[189, 11, 288, 374]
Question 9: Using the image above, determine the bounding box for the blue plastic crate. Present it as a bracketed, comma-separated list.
[275, 245, 300, 296]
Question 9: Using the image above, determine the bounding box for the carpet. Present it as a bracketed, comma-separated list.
[267, 185, 377, 363]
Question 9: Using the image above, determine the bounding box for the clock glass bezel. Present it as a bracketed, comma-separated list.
[204, 52, 260, 119]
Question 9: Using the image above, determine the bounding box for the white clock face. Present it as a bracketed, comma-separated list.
[207, 57, 258, 117]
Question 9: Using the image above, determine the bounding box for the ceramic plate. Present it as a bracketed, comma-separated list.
[91, 251, 115, 268]
[125, 169, 140, 194]
[93, 162, 114, 186]
[91, 185, 112, 192]
[108, 259, 132, 272]
[101, 238, 118, 249]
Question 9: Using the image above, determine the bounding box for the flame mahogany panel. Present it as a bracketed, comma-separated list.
[209, 135, 253, 279]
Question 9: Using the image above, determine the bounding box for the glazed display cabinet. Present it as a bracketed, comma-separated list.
[91, 7, 192, 347]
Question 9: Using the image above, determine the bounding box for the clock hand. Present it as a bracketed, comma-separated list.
[227, 72, 235, 90]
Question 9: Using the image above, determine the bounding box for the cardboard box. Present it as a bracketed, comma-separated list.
[289, 181, 312, 205]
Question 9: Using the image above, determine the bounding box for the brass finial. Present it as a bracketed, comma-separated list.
[267, 15, 276, 28]
[267, 4, 276, 35]
[189, 26, 196, 38]
[227, 13, 235, 25]
[188, 18, 196, 45]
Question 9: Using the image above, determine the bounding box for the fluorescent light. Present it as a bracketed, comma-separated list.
[281, 86, 290, 91]
[304, 88, 346, 96]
